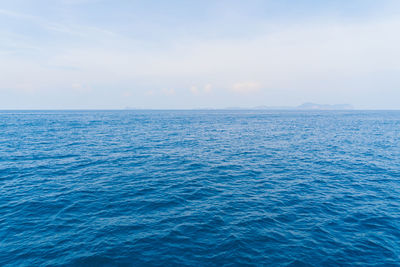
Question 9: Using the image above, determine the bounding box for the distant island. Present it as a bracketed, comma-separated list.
[124, 103, 354, 110]
[227, 103, 354, 110]
[295, 102, 354, 110]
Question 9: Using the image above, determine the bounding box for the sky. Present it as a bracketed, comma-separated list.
[1, 0, 400, 109]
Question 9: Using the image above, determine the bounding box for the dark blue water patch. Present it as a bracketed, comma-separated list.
[1, 110, 400, 266]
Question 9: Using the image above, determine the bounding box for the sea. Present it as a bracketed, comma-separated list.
[0, 110, 399, 266]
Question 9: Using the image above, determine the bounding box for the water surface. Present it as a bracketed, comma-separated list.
[1, 110, 399, 266]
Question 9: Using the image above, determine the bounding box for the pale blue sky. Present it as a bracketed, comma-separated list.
[1, 0, 400, 109]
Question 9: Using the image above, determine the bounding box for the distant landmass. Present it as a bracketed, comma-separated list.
[124, 103, 354, 110]
[229, 103, 354, 110]
[295, 102, 354, 110]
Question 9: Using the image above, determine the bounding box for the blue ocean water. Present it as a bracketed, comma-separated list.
[0, 110, 400, 266]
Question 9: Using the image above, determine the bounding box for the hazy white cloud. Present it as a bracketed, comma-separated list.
[71, 83, 92, 92]
[145, 90, 155, 96]
[190, 84, 212, 95]
[190, 86, 199, 95]
[1, 2, 400, 108]
[0, 7, 116, 38]
[203, 84, 212, 93]
[231, 82, 261, 94]
[2, 18, 400, 95]
[122, 90, 133, 97]
[12, 83, 35, 93]
[161, 88, 176, 96]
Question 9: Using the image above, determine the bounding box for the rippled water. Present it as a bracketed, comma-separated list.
[1, 110, 400, 266]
